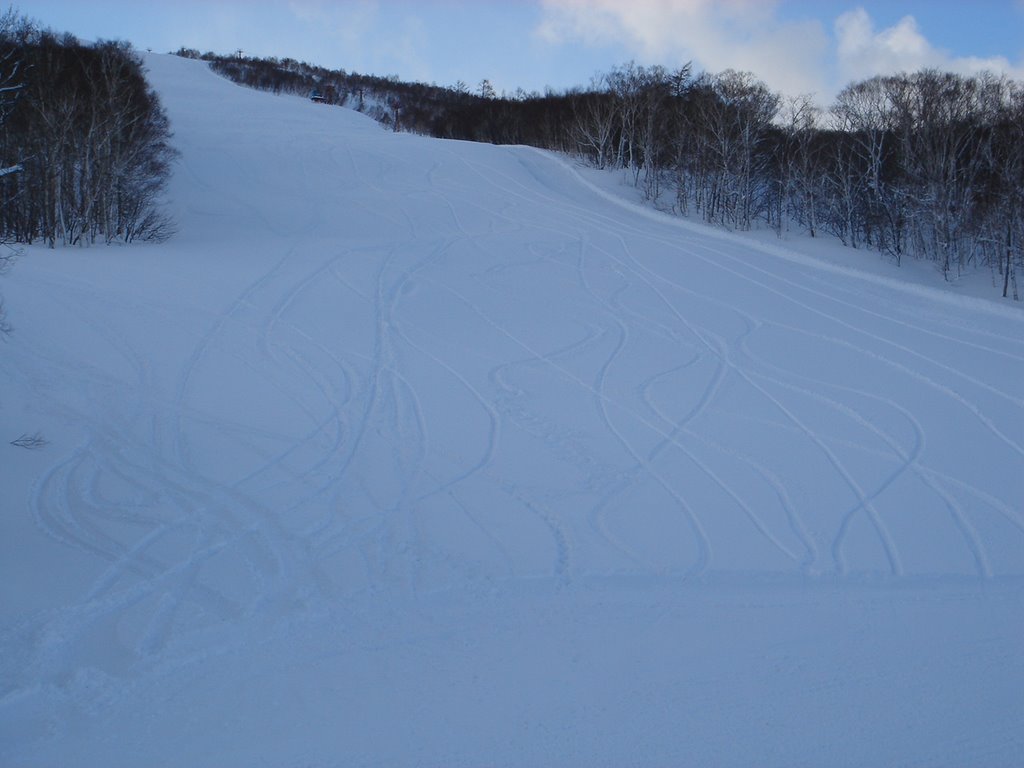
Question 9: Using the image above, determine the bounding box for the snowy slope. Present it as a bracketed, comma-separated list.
[1, 53, 1023, 767]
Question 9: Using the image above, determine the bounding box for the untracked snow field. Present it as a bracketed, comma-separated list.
[1, 54, 1023, 767]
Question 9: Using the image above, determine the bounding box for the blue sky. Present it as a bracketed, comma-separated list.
[11, 1, 1024, 101]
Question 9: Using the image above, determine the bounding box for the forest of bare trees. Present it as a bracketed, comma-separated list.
[201, 50, 1022, 298]
[567, 64, 1022, 296]
[0, 14, 176, 247]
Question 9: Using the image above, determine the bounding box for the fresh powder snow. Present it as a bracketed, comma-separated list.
[1, 53, 1022, 767]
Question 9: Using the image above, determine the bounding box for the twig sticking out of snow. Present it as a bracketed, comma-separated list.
[10, 432, 47, 449]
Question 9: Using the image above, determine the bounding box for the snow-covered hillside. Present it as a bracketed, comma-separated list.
[1, 53, 1022, 767]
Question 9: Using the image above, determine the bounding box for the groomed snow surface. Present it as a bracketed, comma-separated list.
[2, 54, 1023, 767]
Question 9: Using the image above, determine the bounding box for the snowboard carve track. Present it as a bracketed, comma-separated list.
[472, 148, 1024, 577]
[737, 327, 994, 577]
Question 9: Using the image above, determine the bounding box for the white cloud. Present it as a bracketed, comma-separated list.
[536, 1, 1024, 103]
[835, 7, 1024, 84]
[536, 0, 830, 98]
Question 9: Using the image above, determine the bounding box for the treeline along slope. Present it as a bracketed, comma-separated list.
[195, 49, 1024, 298]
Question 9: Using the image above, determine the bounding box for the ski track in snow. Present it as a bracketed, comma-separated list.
[463, 148, 1023, 570]
[1, 53, 1023, 766]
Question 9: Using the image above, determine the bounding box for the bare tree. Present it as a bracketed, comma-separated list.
[687, 70, 779, 229]
[0, 8, 24, 337]
[570, 82, 617, 169]
[775, 94, 824, 236]
[892, 71, 994, 278]
[0, 47, 20, 178]
[831, 76, 906, 260]
[981, 77, 1024, 299]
